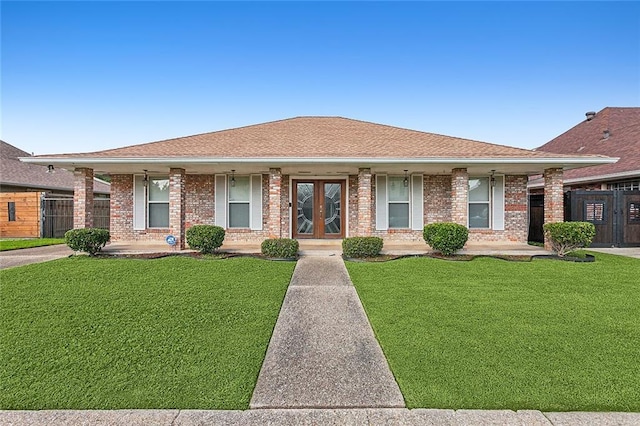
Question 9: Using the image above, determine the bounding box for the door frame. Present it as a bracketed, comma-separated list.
[292, 179, 346, 239]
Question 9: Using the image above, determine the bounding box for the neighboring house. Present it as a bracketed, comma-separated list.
[1, 140, 111, 238]
[528, 107, 640, 246]
[22, 117, 615, 248]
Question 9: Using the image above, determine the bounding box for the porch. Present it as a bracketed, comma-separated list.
[101, 240, 549, 257]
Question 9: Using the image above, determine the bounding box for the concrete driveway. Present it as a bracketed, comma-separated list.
[587, 247, 640, 259]
[0, 244, 73, 270]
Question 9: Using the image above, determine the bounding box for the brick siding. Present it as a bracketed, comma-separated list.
[451, 168, 468, 226]
[357, 168, 372, 236]
[169, 168, 186, 249]
[73, 167, 94, 229]
[107, 169, 531, 245]
[543, 167, 564, 249]
[185, 175, 214, 228]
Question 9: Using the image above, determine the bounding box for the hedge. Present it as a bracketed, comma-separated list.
[186, 225, 225, 254]
[543, 221, 596, 257]
[423, 222, 469, 256]
[261, 238, 299, 259]
[65, 228, 110, 256]
[342, 237, 384, 258]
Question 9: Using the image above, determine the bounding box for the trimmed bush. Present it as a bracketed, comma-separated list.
[186, 225, 225, 254]
[261, 238, 299, 259]
[65, 228, 110, 256]
[342, 237, 384, 258]
[423, 222, 469, 256]
[543, 221, 596, 257]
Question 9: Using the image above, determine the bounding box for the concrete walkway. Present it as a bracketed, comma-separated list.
[0, 244, 73, 270]
[3, 408, 640, 425]
[250, 256, 405, 409]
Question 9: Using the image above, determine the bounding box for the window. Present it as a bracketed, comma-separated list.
[629, 203, 640, 223]
[228, 176, 250, 228]
[148, 177, 169, 228]
[468, 177, 490, 228]
[608, 181, 640, 191]
[388, 176, 409, 228]
[7, 202, 16, 222]
[584, 201, 605, 223]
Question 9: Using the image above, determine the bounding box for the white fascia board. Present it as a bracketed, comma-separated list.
[21, 156, 619, 166]
[528, 169, 640, 188]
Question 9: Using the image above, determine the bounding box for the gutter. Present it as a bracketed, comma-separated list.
[528, 169, 640, 188]
[21, 156, 619, 165]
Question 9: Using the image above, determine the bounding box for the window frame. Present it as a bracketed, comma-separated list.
[7, 202, 16, 222]
[147, 176, 170, 229]
[387, 175, 411, 229]
[228, 175, 251, 229]
[468, 177, 491, 229]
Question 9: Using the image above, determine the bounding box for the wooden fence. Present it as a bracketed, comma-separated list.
[0, 192, 110, 238]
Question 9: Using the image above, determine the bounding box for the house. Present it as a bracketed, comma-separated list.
[21, 117, 616, 249]
[1, 140, 111, 238]
[528, 108, 640, 247]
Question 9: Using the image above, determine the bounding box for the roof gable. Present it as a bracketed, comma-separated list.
[536, 107, 640, 181]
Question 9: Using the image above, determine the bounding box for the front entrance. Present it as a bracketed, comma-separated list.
[293, 180, 345, 239]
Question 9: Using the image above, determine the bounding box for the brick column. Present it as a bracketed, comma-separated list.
[169, 168, 186, 249]
[357, 168, 372, 236]
[543, 167, 564, 250]
[74, 167, 94, 229]
[268, 168, 282, 238]
[451, 168, 468, 226]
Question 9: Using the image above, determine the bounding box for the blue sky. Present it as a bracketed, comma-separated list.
[2, 1, 639, 155]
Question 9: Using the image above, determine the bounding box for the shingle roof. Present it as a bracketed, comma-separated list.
[536, 107, 640, 181]
[36, 116, 598, 160]
[1, 140, 110, 194]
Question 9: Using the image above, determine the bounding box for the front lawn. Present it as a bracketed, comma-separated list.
[0, 238, 65, 251]
[0, 257, 295, 409]
[346, 253, 640, 411]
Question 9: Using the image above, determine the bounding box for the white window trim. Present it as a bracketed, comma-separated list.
[387, 175, 412, 229]
[468, 176, 492, 230]
[147, 175, 170, 229]
[228, 175, 251, 229]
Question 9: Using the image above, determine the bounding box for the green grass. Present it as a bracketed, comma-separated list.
[0, 238, 66, 251]
[0, 257, 295, 409]
[346, 253, 640, 411]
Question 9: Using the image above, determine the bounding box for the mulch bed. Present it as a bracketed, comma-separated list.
[95, 252, 299, 261]
[344, 253, 596, 263]
[95, 252, 594, 263]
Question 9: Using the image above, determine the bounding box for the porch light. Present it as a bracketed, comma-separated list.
[47, 165, 55, 173]
[231, 170, 236, 187]
[403, 170, 409, 187]
[143, 170, 148, 187]
[490, 170, 496, 187]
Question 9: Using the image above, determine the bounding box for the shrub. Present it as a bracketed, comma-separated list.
[423, 222, 469, 256]
[186, 225, 225, 254]
[342, 237, 384, 258]
[65, 228, 110, 256]
[543, 222, 596, 257]
[261, 238, 299, 258]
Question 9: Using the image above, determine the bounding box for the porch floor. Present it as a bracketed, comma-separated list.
[101, 240, 549, 257]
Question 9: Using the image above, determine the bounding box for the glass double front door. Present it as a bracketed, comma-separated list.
[294, 180, 345, 239]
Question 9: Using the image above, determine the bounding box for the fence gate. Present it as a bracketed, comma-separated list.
[567, 190, 640, 247]
[41, 197, 110, 238]
[41, 197, 74, 238]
